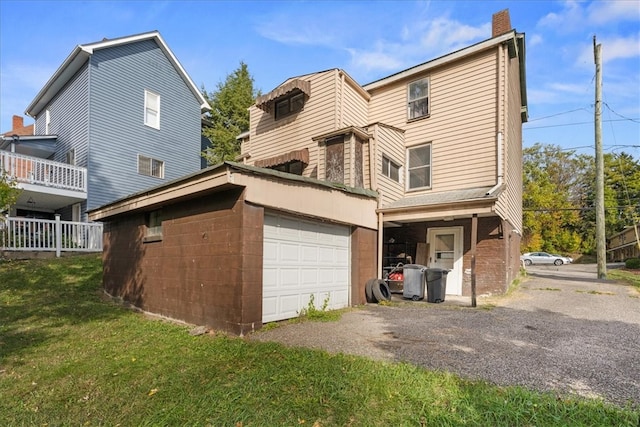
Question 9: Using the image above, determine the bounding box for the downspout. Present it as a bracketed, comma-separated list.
[486, 131, 503, 195]
[339, 71, 345, 128]
[487, 44, 506, 196]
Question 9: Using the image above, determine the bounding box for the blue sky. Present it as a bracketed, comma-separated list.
[1, 0, 638, 158]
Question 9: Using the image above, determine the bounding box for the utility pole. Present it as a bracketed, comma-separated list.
[594, 36, 607, 279]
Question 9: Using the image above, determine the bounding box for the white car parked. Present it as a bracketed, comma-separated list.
[520, 252, 569, 266]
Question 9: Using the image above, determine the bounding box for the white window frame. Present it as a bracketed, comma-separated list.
[382, 155, 401, 183]
[144, 210, 163, 242]
[144, 90, 160, 129]
[407, 143, 432, 190]
[66, 148, 76, 166]
[45, 109, 51, 134]
[138, 154, 164, 178]
[407, 78, 430, 120]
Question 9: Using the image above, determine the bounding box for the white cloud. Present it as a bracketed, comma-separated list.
[346, 48, 404, 73]
[346, 16, 489, 77]
[538, 0, 640, 31]
[529, 34, 544, 47]
[587, 0, 640, 25]
[576, 33, 640, 66]
[254, 11, 338, 47]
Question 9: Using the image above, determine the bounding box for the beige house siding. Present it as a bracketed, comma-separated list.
[247, 70, 370, 185]
[372, 123, 405, 205]
[367, 49, 500, 195]
[248, 71, 337, 178]
[493, 44, 523, 233]
[339, 72, 369, 128]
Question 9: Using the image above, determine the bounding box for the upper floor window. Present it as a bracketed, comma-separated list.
[407, 143, 431, 190]
[275, 92, 304, 120]
[408, 78, 429, 120]
[382, 155, 401, 182]
[138, 155, 164, 178]
[144, 90, 160, 129]
[66, 149, 76, 166]
[45, 109, 51, 134]
[325, 136, 345, 183]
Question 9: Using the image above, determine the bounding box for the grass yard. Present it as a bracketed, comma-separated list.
[1, 255, 638, 426]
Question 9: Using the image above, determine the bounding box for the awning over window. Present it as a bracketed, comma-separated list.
[255, 79, 311, 112]
[254, 148, 309, 168]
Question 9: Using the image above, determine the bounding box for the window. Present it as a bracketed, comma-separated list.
[407, 144, 431, 190]
[382, 155, 400, 182]
[325, 136, 345, 183]
[138, 155, 164, 178]
[45, 109, 51, 134]
[408, 78, 429, 120]
[275, 92, 304, 119]
[66, 149, 75, 166]
[144, 90, 160, 129]
[145, 210, 163, 241]
[273, 161, 304, 175]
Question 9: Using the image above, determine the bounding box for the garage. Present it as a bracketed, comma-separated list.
[263, 213, 351, 323]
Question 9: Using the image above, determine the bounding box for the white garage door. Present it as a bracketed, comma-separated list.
[263, 213, 350, 323]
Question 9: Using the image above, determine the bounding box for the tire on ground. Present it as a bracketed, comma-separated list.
[365, 278, 377, 303]
[372, 279, 391, 302]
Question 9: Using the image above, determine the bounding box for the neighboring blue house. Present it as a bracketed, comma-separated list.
[1, 31, 209, 221]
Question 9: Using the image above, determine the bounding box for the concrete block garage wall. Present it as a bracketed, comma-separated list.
[103, 189, 265, 335]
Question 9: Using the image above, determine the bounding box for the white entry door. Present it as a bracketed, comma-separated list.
[427, 226, 463, 295]
[263, 214, 351, 323]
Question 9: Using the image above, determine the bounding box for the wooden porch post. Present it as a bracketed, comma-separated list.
[471, 214, 478, 307]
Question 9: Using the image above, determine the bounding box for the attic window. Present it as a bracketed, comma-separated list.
[275, 92, 305, 120]
[255, 79, 311, 113]
[144, 90, 160, 129]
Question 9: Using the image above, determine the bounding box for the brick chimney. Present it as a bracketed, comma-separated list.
[12, 115, 24, 130]
[492, 9, 512, 37]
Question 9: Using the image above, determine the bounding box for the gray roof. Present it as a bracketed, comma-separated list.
[383, 186, 499, 210]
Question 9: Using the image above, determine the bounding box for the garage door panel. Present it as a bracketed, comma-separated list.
[280, 243, 301, 262]
[263, 214, 351, 323]
[263, 268, 277, 287]
[281, 268, 300, 286]
[264, 242, 278, 261]
[301, 245, 318, 262]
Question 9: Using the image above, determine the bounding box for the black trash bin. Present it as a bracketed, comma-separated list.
[426, 268, 448, 303]
[402, 264, 427, 300]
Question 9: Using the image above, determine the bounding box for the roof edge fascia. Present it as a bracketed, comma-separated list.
[377, 195, 498, 215]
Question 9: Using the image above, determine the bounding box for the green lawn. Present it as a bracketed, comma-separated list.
[1, 255, 637, 426]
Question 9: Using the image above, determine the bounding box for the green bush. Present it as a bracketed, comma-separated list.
[624, 257, 640, 269]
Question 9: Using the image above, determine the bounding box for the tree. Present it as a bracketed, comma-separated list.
[0, 171, 20, 220]
[522, 143, 583, 254]
[201, 62, 259, 165]
[577, 151, 640, 244]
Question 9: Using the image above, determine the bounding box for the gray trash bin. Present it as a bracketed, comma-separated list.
[426, 268, 448, 303]
[402, 264, 427, 301]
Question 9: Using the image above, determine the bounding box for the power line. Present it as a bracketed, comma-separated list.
[524, 118, 639, 130]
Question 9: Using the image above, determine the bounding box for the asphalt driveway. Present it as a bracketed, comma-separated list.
[249, 263, 640, 407]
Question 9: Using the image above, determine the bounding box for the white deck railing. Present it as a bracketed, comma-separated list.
[0, 215, 102, 256]
[0, 151, 87, 192]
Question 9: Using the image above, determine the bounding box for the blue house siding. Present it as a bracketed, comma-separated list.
[86, 39, 203, 210]
[34, 65, 90, 165]
[33, 65, 90, 221]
